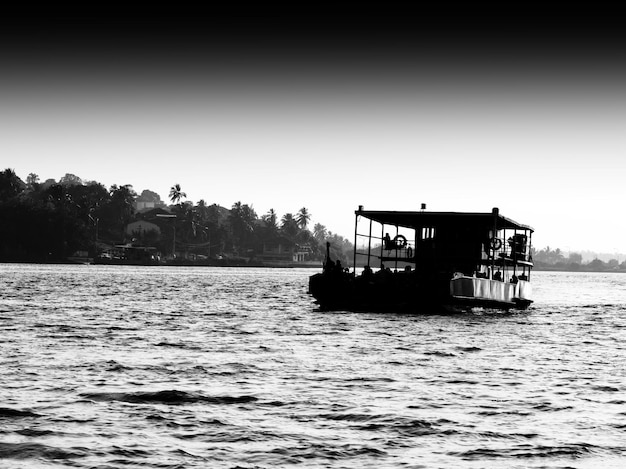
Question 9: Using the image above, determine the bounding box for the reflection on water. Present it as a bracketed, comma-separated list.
[0, 265, 625, 468]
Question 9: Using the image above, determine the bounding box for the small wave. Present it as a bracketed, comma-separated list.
[80, 390, 258, 405]
[581, 303, 621, 309]
[446, 379, 479, 385]
[343, 377, 396, 383]
[424, 350, 457, 357]
[146, 414, 226, 427]
[455, 346, 483, 352]
[0, 442, 86, 460]
[106, 364, 131, 372]
[15, 428, 56, 437]
[107, 446, 152, 458]
[361, 422, 440, 437]
[154, 341, 202, 350]
[473, 431, 539, 440]
[592, 385, 620, 392]
[356, 416, 453, 438]
[269, 443, 387, 460]
[451, 443, 597, 459]
[318, 413, 379, 422]
[0, 407, 40, 418]
[532, 402, 574, 412]
[259, 400, 288, 407]
[475, 410, 532, 417]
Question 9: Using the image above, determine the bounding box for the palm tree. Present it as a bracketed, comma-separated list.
[180, 203, 202, 242]
[169, 184, 187, 205]
[196, 199, 209, 222]
[313, 223, 327, 243]
[109, 184, 137, 240]
[229, 201, 257, 253]
[262, 208, 278, 230]
[296, 207, 311, 229]
[281, 213, 299, 238]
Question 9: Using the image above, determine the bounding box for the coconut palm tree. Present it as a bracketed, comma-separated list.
[109, 184, 137, 240]
[281, 213, 299, 238]
[296, 207, 310, 229]
[169, 184, 187, 205]
[229, 201, 257, 253]
[313, 223, 327, 243]
[196, 199, 209, 222]
[262, 208, 278, 230]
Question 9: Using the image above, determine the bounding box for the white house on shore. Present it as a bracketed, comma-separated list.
[135, 190, 166, 212]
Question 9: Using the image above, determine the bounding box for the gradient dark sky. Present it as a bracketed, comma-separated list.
[2, 7, 626, 252]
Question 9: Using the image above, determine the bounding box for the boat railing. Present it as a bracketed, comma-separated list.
[495, 247, 532, 264]
[380, 243, 415, 261]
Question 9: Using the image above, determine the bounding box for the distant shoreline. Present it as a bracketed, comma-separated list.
[0, 260, 323, 269]
[532, 266, 626, 274]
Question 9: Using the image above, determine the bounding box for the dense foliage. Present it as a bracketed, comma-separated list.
[4, 168, 622, 271]
[531, 247, 626, 272]
[0, 169, 353, 264]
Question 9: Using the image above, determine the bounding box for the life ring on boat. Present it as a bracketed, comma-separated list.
[393, 235, 407, 248]
[489, 237, 503, 250]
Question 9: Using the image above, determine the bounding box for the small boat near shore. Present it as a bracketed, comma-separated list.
[93, 244, 161, 266]
[309, 206, 534, 312]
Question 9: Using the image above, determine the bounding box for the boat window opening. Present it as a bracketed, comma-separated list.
[421, 227, 435, 239]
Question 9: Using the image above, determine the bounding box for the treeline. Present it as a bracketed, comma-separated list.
[532, 247, 626, 272]
[0, 169, 353, 264]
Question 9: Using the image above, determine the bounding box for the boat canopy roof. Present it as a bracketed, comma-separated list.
[355, 208, 534, 233]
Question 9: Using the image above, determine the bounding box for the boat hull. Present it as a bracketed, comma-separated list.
[309, 272, 532, 313]
[449, 276, 532, 309]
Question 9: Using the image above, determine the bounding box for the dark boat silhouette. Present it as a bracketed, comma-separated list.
[93, 244, 161, 266]
[309, 206, 533, 312]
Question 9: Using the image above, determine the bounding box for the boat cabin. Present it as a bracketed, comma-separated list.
[354, 206, 533, 284]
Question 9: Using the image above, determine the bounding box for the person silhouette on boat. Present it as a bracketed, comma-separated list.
[323, 241, 335, 274]
[323, 257, 335, 274]
[384, 233, 393, 250]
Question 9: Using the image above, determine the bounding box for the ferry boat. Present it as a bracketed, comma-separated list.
[93, 244, 161, 266]
[308, 206, 533, 312]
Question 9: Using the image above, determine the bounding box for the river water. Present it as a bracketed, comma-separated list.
[0, 264, 625, 468]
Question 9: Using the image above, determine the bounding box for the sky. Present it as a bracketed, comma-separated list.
[2, 7, 626, 254]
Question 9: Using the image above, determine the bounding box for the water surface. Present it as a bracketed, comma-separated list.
[1, 265, 625, 468]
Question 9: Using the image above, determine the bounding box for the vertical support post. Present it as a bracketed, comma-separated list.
[380, 224, 385, 270]
[491, 207, 499, 278]
[395, 225, 399, 272]
[528, 231, 532, 281]
[353, 208, 359, 276]
[512, 229, 517, 278]
[367, 218, 372, 268]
